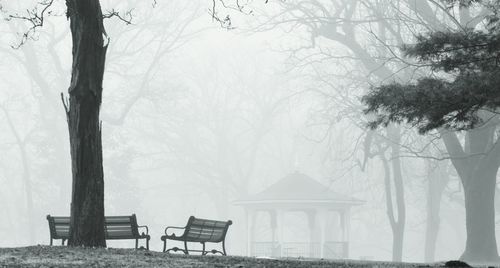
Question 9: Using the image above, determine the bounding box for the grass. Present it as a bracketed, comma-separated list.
[0, 246, 463, 268]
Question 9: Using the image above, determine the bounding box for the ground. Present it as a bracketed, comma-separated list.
[0, 246, 471, 267]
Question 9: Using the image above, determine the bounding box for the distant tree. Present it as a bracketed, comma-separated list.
[0, 104, 36, 244]
[1, 13, 73, 244]
[243, 0, 430, 261]
[363, 0, 500, 263]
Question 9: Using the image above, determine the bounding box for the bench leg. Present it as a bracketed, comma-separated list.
[146, 237, 150, 251]
[184, 241, 189, 255]
[135, 239, 138, 249]
[201, 243, 226, 256]
[164, 239, 189, 255]
[62, 239, 66, 246]
[50, 238, 53, 246]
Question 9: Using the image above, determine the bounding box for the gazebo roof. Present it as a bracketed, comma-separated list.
[234, 172, 364, 208]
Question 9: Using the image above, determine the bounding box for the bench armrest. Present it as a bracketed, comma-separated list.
[137, 225, 149, 235]
[165, 226, 185, 237]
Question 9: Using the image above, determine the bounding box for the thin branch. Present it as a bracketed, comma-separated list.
[209, 0, 268, 29]
[6, 0, 55, 49]
[60, 92, 69, 120]
[103, 9, 133, 25]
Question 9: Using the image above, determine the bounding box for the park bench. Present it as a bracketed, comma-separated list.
[46, 214, 150, 249]
[161, 216, 232, 255]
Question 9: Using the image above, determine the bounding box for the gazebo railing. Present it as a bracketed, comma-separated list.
[323, 241, 348, 259]
[252, 241, 281, 257]
[282, 242, 321, 258]
[252, 241, 348, 259]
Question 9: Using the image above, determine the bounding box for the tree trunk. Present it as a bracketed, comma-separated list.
[21, 146, 35, 244]
[440, 126, 500, 264]
[424, 161, 449, 262]
[65, 0, 107, 247]
[1, 107, 36, 244]
[379, 126, 406, 262]
[381, 151, 406, 262]
[392, 224, 404, 262]
[388, 126, 406, 262]
[460, 166, 499, 263]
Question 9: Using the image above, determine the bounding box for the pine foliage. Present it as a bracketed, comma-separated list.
[363, 0, 500, 133]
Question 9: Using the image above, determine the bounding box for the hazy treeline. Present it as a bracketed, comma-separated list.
[0, 0, 496, 262]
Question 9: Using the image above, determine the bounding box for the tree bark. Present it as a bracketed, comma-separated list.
[65, 0, 107, 247]
[424, 160, 449, 262]
[460, 163, 498, 263]
[380, 126, 406, 262]
[440, 126, 500, 264]
[389, 126, 405, 262]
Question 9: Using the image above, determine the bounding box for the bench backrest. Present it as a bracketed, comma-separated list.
[105, 215, 140, 239]
[47, 214, 140, 239]
[47, 215, 70, 239]
[184, 216, 232, 243]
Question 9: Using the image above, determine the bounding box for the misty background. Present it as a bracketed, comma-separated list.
[0, 0, 491, 262]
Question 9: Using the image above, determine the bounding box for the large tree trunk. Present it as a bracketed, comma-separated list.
[424, 160, 449, 262]
[440, 126, 500, 264]
[460, 165, 498, 263]
[65, 0, 107, 247]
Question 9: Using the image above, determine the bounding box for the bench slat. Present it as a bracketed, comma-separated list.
[53, 219, 70, 224]
[191, 219, 227, 227]
[106, 227, 134, 231]
[106, 232, 134, 237]
[105, 225, 135, 228]
[106, 218, 132, 223]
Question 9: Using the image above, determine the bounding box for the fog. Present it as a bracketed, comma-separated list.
[0, 0, 497, 264]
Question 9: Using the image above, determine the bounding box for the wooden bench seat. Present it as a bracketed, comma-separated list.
[161, 216, 232, 255]
[46, 214, 150, 249]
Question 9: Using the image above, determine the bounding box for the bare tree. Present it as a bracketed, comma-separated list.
[243, 0, 413, 260]
[237, 0, 490, 261]
[58, 0, 109, 247]
[0, 104, 36, 244]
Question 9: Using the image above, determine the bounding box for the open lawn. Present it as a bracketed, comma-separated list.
[0, 246, 473, 268]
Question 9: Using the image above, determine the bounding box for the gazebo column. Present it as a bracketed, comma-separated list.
[340, 209, 351, 258]
[276, 209, 285, 257]
[246, 208, 256, 256]
[306, 210, 318, 258]
[318, 209, 328, 258]
[270, 210, 277, 243]
[269, 209, 280, 257]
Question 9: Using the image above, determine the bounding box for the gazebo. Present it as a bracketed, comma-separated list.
[234, 172, 364, 259]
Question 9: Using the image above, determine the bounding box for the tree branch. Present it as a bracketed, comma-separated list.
[6, 0, 55, 49]
[103, 9, 133, 25]
[439, 129, 469, 182]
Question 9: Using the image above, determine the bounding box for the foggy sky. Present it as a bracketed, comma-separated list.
[0, 0, 488, 262]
